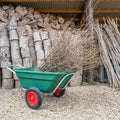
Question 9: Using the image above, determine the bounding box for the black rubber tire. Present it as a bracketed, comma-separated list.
[25, 87, 43, 109]
[53, 89, 65, 97]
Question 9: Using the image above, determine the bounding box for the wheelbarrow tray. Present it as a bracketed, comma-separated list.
[14, 67, 76, 93]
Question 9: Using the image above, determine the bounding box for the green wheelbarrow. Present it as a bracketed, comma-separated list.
[7, 65, 77, 109]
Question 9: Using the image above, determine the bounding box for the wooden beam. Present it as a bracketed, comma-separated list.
[94, 0, 120, 1]
[1, 0, 120, 2]
[82, 17, 120, 21]
[35, 8, 120, 13]
[94, 9, 120, 13]
[94, 17, 120, 21]
[35, 9, 83, 13]
[1, 0, 85, 2]
[63, 17, 120, 21]
[64, 17, 80, 21]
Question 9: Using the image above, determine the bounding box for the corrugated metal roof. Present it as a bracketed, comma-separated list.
[95, 2, 120, 9]
[2, 1, 85, 9]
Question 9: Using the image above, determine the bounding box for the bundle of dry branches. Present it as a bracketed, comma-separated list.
[94, 19, 120, 88]
[40, 27, 99, 72]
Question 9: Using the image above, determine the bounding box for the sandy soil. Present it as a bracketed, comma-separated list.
[0, 84, 120, 120]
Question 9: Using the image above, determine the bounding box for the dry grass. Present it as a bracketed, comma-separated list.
[40, 27, 99, 72]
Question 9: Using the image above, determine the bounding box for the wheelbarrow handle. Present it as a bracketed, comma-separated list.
[7, 65, 24, 74]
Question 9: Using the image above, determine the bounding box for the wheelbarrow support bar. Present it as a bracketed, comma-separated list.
[7, 65, 24, 74]
[50, 73, 75, 95]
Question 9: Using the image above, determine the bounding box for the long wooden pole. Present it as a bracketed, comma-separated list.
[86, 0, 94, 82]
[86, 0, 94, 34]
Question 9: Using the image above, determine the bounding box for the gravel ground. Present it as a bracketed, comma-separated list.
[0, 84, 120, 120]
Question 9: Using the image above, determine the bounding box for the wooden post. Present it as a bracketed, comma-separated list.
[86, 0, 94, 82]
[86, 0, 94, 34]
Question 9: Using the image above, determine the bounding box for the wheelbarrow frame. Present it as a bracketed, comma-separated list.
[7, 64, 75, 95]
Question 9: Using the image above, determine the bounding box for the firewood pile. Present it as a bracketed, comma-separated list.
[0, 4, 77, 89]
[95, 19, 120, 88]
[0, 4, 99, 89]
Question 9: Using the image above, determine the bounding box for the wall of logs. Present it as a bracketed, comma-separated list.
[0, 4, 82, 89]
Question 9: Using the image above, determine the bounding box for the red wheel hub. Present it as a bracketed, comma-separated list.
[27, 92, 38, 106]
[54, 89, 62, 95]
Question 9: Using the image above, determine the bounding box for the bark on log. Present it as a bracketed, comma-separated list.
[34, 13, 41, 19]
[16, 6, 28, 17]
[12, 58, 23, 68]
[0, 23, 7, 32]
[25, 25, 34, 47]
[19, 36, 29, 48]
[58, 17, 64, 24]
[35, 42, 43, 52]
[8, 9, 15, 20]
[37, 22, 44, 28]
[41, 31, 49, 40]
[21, 47, 30, 58]
[2, 79, 14, 89]
[1, 58, 11, 68]
[25, 13, 34, 21]
[36, 51, 45, 61]
[0, 36, 9, 47]
[17, 25, 28, 37]
[13, 74, 18, 80]
[0, 26, 9, 47]
[33, 31, 44, 66]
[2, 5, 9, 11]
[10, 40, 21, 59]
[0, 47, 10, 58]
[43, 39, 52, 59]
[48, 28, 58, 41]
[49, 15, 56, 23]
[9, 30, 19, 40]
[28, 7, 34, 14]
[70, 67, 83, 87]
[52, 24, 62, 30]
[23, 58, 32, 68]
[15, 80, 21, 88]
[33, 31, 42, 42]
[0, 9, 8, 23]
[9, 14, 18, 28]
[2, 68, 12, 79]
[44, 17, 49, 23]
[29, 46, 37, 67]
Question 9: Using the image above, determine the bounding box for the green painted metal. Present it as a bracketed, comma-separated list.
[14, 67, 76, 93]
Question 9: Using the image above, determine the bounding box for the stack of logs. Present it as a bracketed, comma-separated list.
[0, 4, 76, 89]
